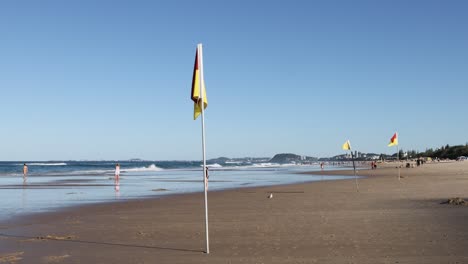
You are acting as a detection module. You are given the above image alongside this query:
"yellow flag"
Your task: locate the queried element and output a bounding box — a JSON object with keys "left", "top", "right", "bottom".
{"left": 388, "top": 132, "right": 398, "bottom": 147}
{"left": 342, "top": 140, "right": 351, "bottom": 150}
{"left": 191, "top": 46, "right": 208, "bottom": 120}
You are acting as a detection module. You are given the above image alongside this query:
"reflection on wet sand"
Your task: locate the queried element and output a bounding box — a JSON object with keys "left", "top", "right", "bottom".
{"left": 21, "top": 185, "right": 27, "bottom": 209}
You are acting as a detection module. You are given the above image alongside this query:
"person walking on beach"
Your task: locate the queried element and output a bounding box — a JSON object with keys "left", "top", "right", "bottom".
{"left": 115, "top": 163, "right": 120, "bottom": 180}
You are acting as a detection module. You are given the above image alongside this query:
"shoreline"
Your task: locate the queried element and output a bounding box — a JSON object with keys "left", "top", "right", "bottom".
{"left": 1, "top": 161, "right": 468, "bottom": 263}
{"left": 0, "top": 166, "right": 354, "bottom": 224}
{"left": 0, "top": 171, "right": 353, "bottom": 226}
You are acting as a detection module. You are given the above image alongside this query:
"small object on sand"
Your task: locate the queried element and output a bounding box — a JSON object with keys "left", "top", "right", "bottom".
{"left": 441, "top": 197, "right": 467, "bottom": 206}
{"left": 36, "top": 235, "right": 76, "bottom": 241}
{"left": 268, "top": 193, "right": 273, "bottom": 199}
{"left": 152, "top": 188, "right": 168, "bottom": 192}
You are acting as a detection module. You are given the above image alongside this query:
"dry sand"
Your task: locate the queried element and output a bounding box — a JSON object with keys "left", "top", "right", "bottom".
{"left": 1, "top": 161, "right": 468, "bottom": 263}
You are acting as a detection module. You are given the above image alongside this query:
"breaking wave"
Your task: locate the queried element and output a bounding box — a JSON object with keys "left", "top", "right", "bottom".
{"left": 250, "top": 163, "right": 298, "bottom": 168}
{"left": 205, "top": 163, "right": 223, "bottom": 168}
{"left": 26, "top": 163, "right": 68, "bottom": 166}
{"left": 122, "top": 164, "right": 163, "bottom": 172}
{"left": 251, "top": 163, "right": 281, "bottom": 168}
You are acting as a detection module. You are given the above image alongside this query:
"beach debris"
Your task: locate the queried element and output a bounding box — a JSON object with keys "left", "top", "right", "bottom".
{"left": 136, "top": 231, "right": 154, "bottom": 238}
{"left": 268, "top": 193, "right": 273, "bottom": 199}
{"left": 36, "top": 235, "right": 76, "bottom": 241}
{"left": 136, "top": 230, "right": 151, "bottom": 236}
{"left": 0, "top": 252, "right": 24, "bottom": 263}
{"left": 152, "top": 188, "right": 168, "bottom": 192}
{"left": 441, "top": 197, "right": 467, "bottom": 206}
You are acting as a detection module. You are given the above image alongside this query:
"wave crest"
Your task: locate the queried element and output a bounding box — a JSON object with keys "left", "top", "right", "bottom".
{"left": 204, "top": 163, "right": 223, "bottom": 168}
{"left": 252, "top": 163, "right": 280, "bottom": 168}
{"left": 122, "top": 164, "right": 163, "bottom": 172}
{"left": 26, "top": 163, "right": 68, "bottom": 166}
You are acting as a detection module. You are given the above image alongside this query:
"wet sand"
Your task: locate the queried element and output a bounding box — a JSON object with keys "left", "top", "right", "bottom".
{"left": 1, "top": 161, "right": 468, "bottom": 263}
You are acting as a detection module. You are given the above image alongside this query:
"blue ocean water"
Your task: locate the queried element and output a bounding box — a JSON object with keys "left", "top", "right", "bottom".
{"left": 0, "top": 161, "right": 351, "bottom": 221}
{"left": 0, "top": 160, "right": 209, "bottom": 176}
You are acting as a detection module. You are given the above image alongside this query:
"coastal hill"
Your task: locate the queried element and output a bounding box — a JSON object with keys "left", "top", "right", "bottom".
{"left": 206, "top": 154, "right": 317, "bottom": 164}
{"left": 269, "top": 153, "right": 317, "bottom": 164}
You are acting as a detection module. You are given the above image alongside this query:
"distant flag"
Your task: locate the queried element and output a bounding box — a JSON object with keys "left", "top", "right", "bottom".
{"left": 191, "top": 46, "right": 208, "bottom": 120}
{"left": 342, "top": 140, "right": 351, "bottom": 151}
{"left": 387, "top": 132, "right": 401, "bottom": 181}
{"left": 341, "top": 139, "right": 358, "bottom": 192}
{"left": 388, "top": 132, "right": 398, "bottom": 147}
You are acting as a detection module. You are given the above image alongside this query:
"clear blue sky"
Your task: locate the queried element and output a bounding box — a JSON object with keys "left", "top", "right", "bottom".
{"left": 0, "top": 0, "right": 467, "bottom": 161}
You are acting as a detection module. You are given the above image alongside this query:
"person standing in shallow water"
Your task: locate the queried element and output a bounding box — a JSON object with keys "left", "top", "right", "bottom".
{"left": 23, "top": 163, "right": 28, "bottom": 177}
{"left": 205, "top": 167, "right": 209, "bottom": 189}
{"left": 115, "top": 163, "right": 120, "bottom": 180}
{"left": 22, "top": 163, "right": 28, "bottom": 184}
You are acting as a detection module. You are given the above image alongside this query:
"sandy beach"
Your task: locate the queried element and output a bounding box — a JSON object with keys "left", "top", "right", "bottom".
{"left": 1, "top": 161, "right": 468, "bottom": 263}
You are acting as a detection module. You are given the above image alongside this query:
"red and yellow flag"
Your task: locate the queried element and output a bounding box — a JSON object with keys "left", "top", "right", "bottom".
{"left": 191, "top": 46, "right": 208, "bottom": 120}
{"left": 388, "top": 132, "right": 398, "bottom": 147}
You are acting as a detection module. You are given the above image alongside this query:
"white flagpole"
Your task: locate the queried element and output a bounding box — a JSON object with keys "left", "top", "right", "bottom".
{"left": 198, "top": 43, "right": 210, "bottom": 254}
{"left": 350, "top": 150, "right": 358, "bottom": 192}
{"left": 397, "top": 145, "right": 400, "bottom": 181}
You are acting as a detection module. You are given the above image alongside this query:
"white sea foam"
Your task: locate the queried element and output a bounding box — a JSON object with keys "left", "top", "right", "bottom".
{"left": 26, "top": 163, "right": 68, "bottom": 166}
{"left": 251, "top": 163, "right": 281, "bottom": 168}
{"left": 224, "top": 161, "right": 242, "bottom": 164}
{"left": 61, "top": 165, "right": 163, "bottom": 176}
{"left": 248, "top": 163, "right": 300, "bottom": 168}
{"left": 204, "top": 163, "right": 223, "bottom": 168}
{"left": 122, "top": 164, "right": 163, "bottom": 172}
{"left": 194, "top": 162, "right": 302, "bottom": 170}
